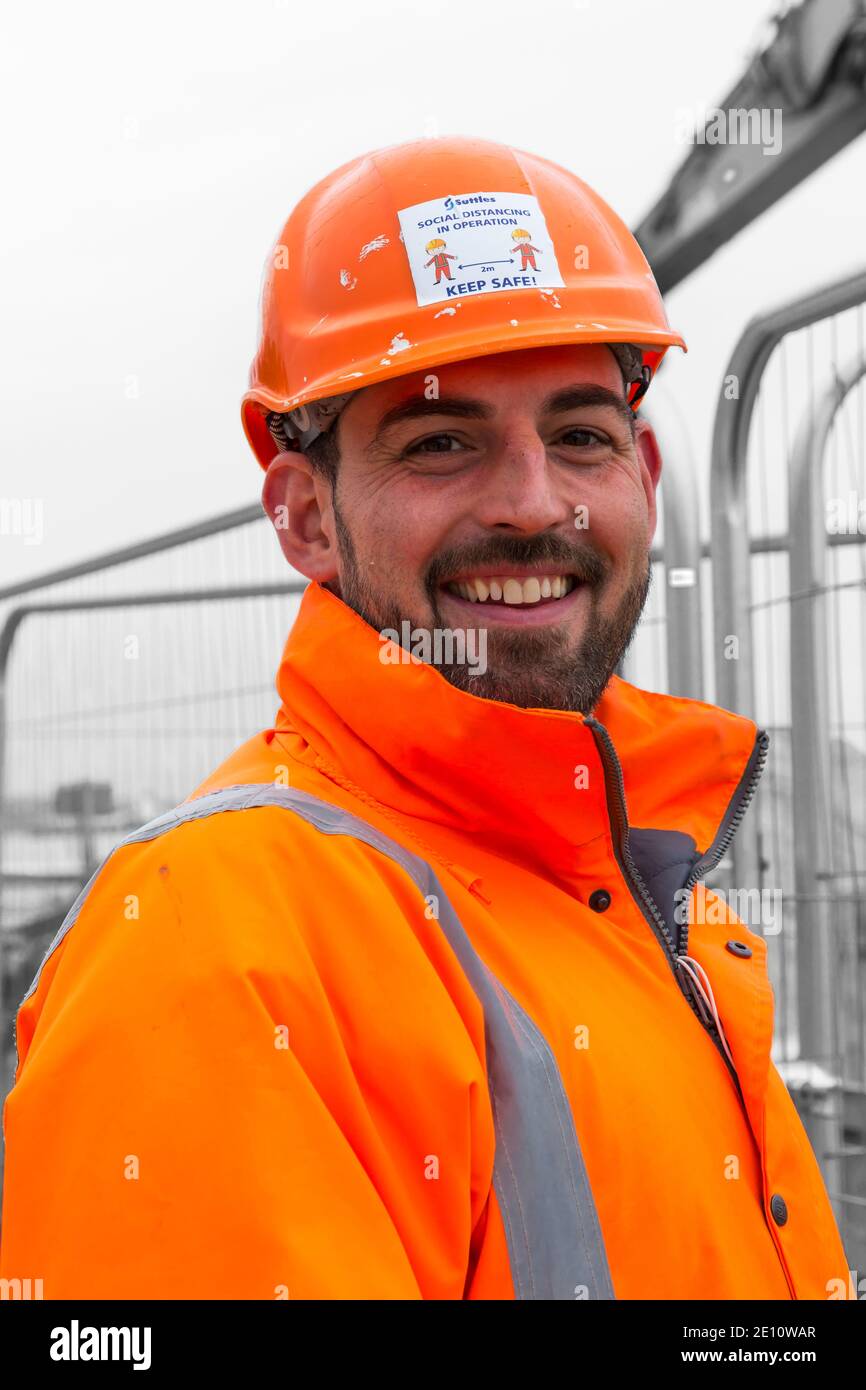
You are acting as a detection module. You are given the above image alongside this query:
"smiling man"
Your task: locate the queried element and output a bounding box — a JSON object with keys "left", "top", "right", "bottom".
{"left": 0, "top": 137, "right": 848, "bottom": 1301}
{"left": 267, "top": 344, "right": 657, "bottom": 714}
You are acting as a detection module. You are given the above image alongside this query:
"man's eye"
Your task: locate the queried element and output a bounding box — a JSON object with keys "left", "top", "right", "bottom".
{"left": 558, "top": 427, "right": 608, "bottom": 448}
{"left": 406, "top": 432, "right": 464, "bottom": 454}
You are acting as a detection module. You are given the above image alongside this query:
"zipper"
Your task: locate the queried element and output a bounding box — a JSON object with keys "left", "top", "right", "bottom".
{"left": 678, "top": 728, "right": 771, "bottom": 957}
{"left": 584, "top": 717, "right": 769, "bottom": 1092}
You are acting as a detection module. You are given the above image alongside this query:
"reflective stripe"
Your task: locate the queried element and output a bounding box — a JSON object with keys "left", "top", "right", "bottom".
{"left": 18, "top": 782, "right": 615, "bottom": 1301}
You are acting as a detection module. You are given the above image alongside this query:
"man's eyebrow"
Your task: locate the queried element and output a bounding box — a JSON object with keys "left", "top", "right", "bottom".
{"left": 540, "top": 384, "right": 635, "bottom": 433}
{"left": 366, "top": 382, "right": 634, "bottom": 452}
{"left": 367, "top": 395, "right": 495, "bottom": 450}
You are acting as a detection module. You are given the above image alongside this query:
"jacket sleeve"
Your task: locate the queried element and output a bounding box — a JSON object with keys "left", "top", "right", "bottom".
{"left": 0, "top": 815, "right": 484, "bottom": 1299}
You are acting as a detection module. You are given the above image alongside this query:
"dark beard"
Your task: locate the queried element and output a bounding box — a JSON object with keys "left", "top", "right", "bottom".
{"left": 327, "top": 491, "right": 652, "bottom": 715}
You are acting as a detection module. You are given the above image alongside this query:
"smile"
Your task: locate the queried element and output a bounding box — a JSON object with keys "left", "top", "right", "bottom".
{"left": 444, "top": 573, "right": 578, "bottom": 606}
{"left": 439, "top": 570, "right": 590, "bottom": 627}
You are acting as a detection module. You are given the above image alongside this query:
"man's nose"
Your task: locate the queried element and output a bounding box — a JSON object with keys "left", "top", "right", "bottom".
{"left": 472, "top": 424, "right": 569, "bottom": 534}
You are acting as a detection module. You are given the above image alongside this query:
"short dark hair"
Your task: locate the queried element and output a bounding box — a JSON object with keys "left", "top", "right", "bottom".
{"left": 304, "top": 423, "right": 340, "bottom": 485}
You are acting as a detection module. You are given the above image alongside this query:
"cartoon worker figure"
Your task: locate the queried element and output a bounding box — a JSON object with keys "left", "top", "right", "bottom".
{"left": 511, "top": 227, "right": 541, "bottom": 272}
{"left": 425, "top": 238, "right": 457, "bottom": 284}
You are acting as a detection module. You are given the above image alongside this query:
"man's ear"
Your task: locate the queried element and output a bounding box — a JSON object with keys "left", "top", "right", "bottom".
{"left": 634, "top": 417, "right": 663, "bottom": 543}
{"left": 261, "top": 451, "right": 339, "bottom": 582}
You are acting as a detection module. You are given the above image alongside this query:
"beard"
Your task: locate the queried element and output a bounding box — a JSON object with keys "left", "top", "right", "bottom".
{"left": 327, "top": 489, "right": 652, "bottom": 715}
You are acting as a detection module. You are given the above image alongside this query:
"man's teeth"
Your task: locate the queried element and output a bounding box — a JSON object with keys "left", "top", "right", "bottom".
{"left": 449, "top": 575, "right": 577, "bottom": 605}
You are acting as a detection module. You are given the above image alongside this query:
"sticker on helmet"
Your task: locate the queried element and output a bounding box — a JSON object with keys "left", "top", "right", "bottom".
{"left": 397, "top": 191, "right": 564, "bottom": 307}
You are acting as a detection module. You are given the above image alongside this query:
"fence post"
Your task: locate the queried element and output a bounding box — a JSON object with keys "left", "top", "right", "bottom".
{"left": 788, "top": 352, "right": 866, "bottom": 1218}
{"left": 645, "top": 395, "right": 704, "bottom": 701}
{"left": 711, "top": 270, "right": 866, "bottom": 891}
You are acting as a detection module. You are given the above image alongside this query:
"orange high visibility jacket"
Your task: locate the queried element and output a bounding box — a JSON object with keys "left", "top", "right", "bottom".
{"left": 0, "top": 582, "right": 849, "bottom": 1299}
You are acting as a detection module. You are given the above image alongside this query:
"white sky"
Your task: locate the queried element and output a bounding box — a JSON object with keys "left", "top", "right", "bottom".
{"left": 2, "top": 0, "right": 865, "bottom": 589}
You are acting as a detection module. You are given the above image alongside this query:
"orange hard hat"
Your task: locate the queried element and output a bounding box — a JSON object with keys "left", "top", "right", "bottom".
{"left": 242, "top": 135, "right": 687, "bottom": 471}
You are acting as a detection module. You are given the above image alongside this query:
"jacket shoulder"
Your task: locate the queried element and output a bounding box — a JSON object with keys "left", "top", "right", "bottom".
{"left": 11, "top": 786, "right": 427, "bottom": 1075}
{"left": 0, "top": 788, "right": 490, "bottom": 1298}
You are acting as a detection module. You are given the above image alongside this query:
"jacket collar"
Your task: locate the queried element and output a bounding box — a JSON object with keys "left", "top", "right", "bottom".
{"left": 274, "top": 583, "right": 760, "bottom": 882}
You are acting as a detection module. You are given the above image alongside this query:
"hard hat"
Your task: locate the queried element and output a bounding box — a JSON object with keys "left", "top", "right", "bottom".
{"left": 242, "top": 135, "right": 686, "bottom": 471}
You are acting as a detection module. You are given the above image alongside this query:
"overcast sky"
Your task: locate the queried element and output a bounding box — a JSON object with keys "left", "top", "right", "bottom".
{"left": 2, "top": 0, "right": 865, "bottom": 591}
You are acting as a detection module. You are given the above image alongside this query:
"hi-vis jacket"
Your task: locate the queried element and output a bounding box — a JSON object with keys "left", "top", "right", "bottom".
{"left": 0, "top": 582, "right": 849, "bottom": 1300}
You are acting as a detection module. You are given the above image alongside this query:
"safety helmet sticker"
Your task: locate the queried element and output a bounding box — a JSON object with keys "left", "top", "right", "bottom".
{"left": 397, "top": 191, "right": 565, "bottom": 307}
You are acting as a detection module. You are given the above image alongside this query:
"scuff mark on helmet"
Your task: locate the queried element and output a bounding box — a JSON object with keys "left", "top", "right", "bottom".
{"left": 339, "top": 269, "right": 358, "bottom": 290}
{"left": 359, "top": 235, "right": 389, "bottom": 261}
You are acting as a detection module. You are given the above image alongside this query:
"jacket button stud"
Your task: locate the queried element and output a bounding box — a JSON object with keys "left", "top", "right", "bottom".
{"left": 589, "top": 889, "right": 612, "bottom": 913}
{"left": 770, "top": 1193, "right": 788, "bottom": 1226}
{"left": 726, "top": 940, "right": 753, "bottom": 958}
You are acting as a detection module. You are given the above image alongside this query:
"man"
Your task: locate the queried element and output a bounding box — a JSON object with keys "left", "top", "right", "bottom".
{"left": 0, "top": 136, "right": 848, "bottom": 1300}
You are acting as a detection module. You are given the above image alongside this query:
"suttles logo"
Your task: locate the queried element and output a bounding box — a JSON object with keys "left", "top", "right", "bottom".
{"left": 443, "top": 194, "right": 496, "bottom": 210}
